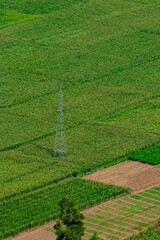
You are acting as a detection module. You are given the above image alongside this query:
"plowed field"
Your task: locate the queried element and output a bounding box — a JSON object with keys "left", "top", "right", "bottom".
{"left": 84, "top": 161, "right": 160, "bottom": 193}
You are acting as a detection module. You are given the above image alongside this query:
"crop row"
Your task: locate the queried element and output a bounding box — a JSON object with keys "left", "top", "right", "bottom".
{"left": 0, "top": 178, "right": 128, "bottom": 239}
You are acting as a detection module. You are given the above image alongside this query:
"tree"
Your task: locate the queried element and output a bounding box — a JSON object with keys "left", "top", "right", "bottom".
{"left": 54, "top": 196, "right": 85, "bottom": 240}
{"left": 89, "top": 232, "right": 103, "bottom": 240}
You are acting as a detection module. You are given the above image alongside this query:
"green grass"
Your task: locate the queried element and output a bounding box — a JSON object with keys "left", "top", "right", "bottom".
{"left": 128, "top": 144, "right": 160, "bottom": 165}
{"left": 0, "top": 178, "right": 128, "bottom": 239}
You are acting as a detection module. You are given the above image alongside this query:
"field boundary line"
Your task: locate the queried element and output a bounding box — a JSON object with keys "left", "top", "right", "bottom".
{"left": 95, "top": 207, "right": 152, "bottom": 228}
{"left": 85, "top": 222, "right": 125, "bottom": 239}
{"left": 85, "top": 217, "right": 131, "bottom": 237}
{"left": 104, "top": 204, "right": 157, "bottom": 221}
{"left": 86, "top": 211, "right": 140, "bottom": 234}
{"left": 111, "top": 201, "right": 159, "bottom": 216}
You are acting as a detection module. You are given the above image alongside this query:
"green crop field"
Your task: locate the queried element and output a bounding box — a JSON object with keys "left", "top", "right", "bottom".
{"left": 83, "top": 186, "right": 160, "bottom": 240}
{"left": 127, "top": 224, "right": 160, "bottom": 240}
{"left": 0, "top": 0, "right": 160, "bottom": 238}
{"left": 1, "top": 0, "right": 160, "bottom": 200}
{"left": 129, "top": 144, "right": 160, "bottom": 165}
{"left": 0, "top": 178, "right": 128, "bottom": 239}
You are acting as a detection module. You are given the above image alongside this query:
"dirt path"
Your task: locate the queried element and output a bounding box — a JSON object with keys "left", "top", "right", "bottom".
{"left": 83, "top": 160, "right": 160, "bottom": 193}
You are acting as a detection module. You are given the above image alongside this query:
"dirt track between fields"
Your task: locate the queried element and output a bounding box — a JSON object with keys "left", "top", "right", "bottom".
{"left": 83, "top": 160, "right": 160, "bottom": 193}
{"left": 9, "top": 160, "right": 160, "bottom": 240}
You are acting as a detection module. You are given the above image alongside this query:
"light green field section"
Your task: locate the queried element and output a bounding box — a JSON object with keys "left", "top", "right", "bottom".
{"left": 0, "top": 123, "right": 158, "bottom": 200}
{"left": 1, "top": 1, "right": 160, "bottom": 107}
{"left": 0, "top": 0, "right": 160, "bottom": 205}
{"left": 0, "top": 10, "right": 39, "bottom": 26}
{"left": 83, "top": 186, "right": 160, "bottom": 239}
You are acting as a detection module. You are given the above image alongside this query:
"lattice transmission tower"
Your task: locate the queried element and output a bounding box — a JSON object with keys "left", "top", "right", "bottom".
{"left": 53, "top": 87, "right": 67, "bottom": 157}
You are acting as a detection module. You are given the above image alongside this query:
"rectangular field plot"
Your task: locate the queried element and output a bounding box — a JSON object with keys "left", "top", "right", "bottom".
{"left": 129, "top": 144, "right": 160, "bottom": 165}
{"left": 84, "top": 186, "right": 160, "bottom": 239}
{"left": 0, "top": 178, "right": 128, "bottom": 239}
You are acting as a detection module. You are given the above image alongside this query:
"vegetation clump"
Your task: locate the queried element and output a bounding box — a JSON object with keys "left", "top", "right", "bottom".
{"left": 54, "top": 196, "right": 85, "bottom": 240}
{"left": 129, "top": 144, "right": 160, "bottom": 165}
{"left": 89, "top": 232, "right": 103, "bottom": 240}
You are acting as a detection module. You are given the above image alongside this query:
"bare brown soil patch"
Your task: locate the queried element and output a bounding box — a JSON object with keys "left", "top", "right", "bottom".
{"left": 83, "top": 160, "right": 160, "bottom": 193}
{"left": 8, "top": 222, "right": 56, "bottom": 240}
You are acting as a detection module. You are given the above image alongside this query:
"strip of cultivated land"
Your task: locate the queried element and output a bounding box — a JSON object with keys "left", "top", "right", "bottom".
{"left": 83, "top": 186, "right": 160, "bottom": 240}
{"left": 0, "top": 178, "right": 128, "bottom": 239}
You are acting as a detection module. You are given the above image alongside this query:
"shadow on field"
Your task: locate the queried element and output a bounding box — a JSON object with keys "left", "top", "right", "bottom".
{"left": 31, "top": 143, "right": 54, "bottom": 156}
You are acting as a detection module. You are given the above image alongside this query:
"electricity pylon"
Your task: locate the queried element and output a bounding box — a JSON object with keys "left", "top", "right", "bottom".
{"left": 53, "top": 87, "right": 67, "bottom": 157}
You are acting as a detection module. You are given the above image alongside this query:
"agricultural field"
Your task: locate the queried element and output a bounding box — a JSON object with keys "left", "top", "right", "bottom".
{"left": 12, "top": 186, "right": 160, "bottom": 240}
{"left": 1, "top": 0, "right": 160, "bottom": 201}
{"left": 0, "top": 0, "right": 160, "bottom": 239}
{"left": 83, "top": 160, "right": 160, "bottom": 193}
{"left": 128, "top": 226, "right": 160, "bottom": 240}
{"left": 128, "top": 144, "right": 160, "bottom": 165}
{"left": 0, "top": 178, "right": 128, "bottom": 239}
{"left": 83, "top": 186, "right": 160, "bottom": 239}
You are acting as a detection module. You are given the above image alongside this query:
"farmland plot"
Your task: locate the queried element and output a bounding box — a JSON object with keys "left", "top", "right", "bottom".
{"left": 0, "top": 0, "right": 160, "bottom": 237}
{"left": 0, "top": 123, "right": 158, "bottom": 200}
{"left": 84, "top": 160, "right": 160, "bottom": 193}
{"left": 128, "top": 227, "right": 160, "bottom": 240}
{"left": 0, "top": 178, "right": 128, "bottom": 239}
{"left": 129, "top": 144, "right": 160, "bottom": 165}
{"left": 8, "top": 186, "right": 160, "bottom": 240}
{"left": 83, "top": 186, "right": 160, "bottom": 240}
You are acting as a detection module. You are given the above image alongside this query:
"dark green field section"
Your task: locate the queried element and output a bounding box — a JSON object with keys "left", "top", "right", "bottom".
{"left": 0, "top": 0, "right": 160, "bottom": 214}
{"left": 128, "top": 227, "right": 160, "bottom": 240}
{"left": 129, "top": 144, "right": 160, "bottom": 165}
{"left": 0, "top": 178, "right": 128, "bottom": 239}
